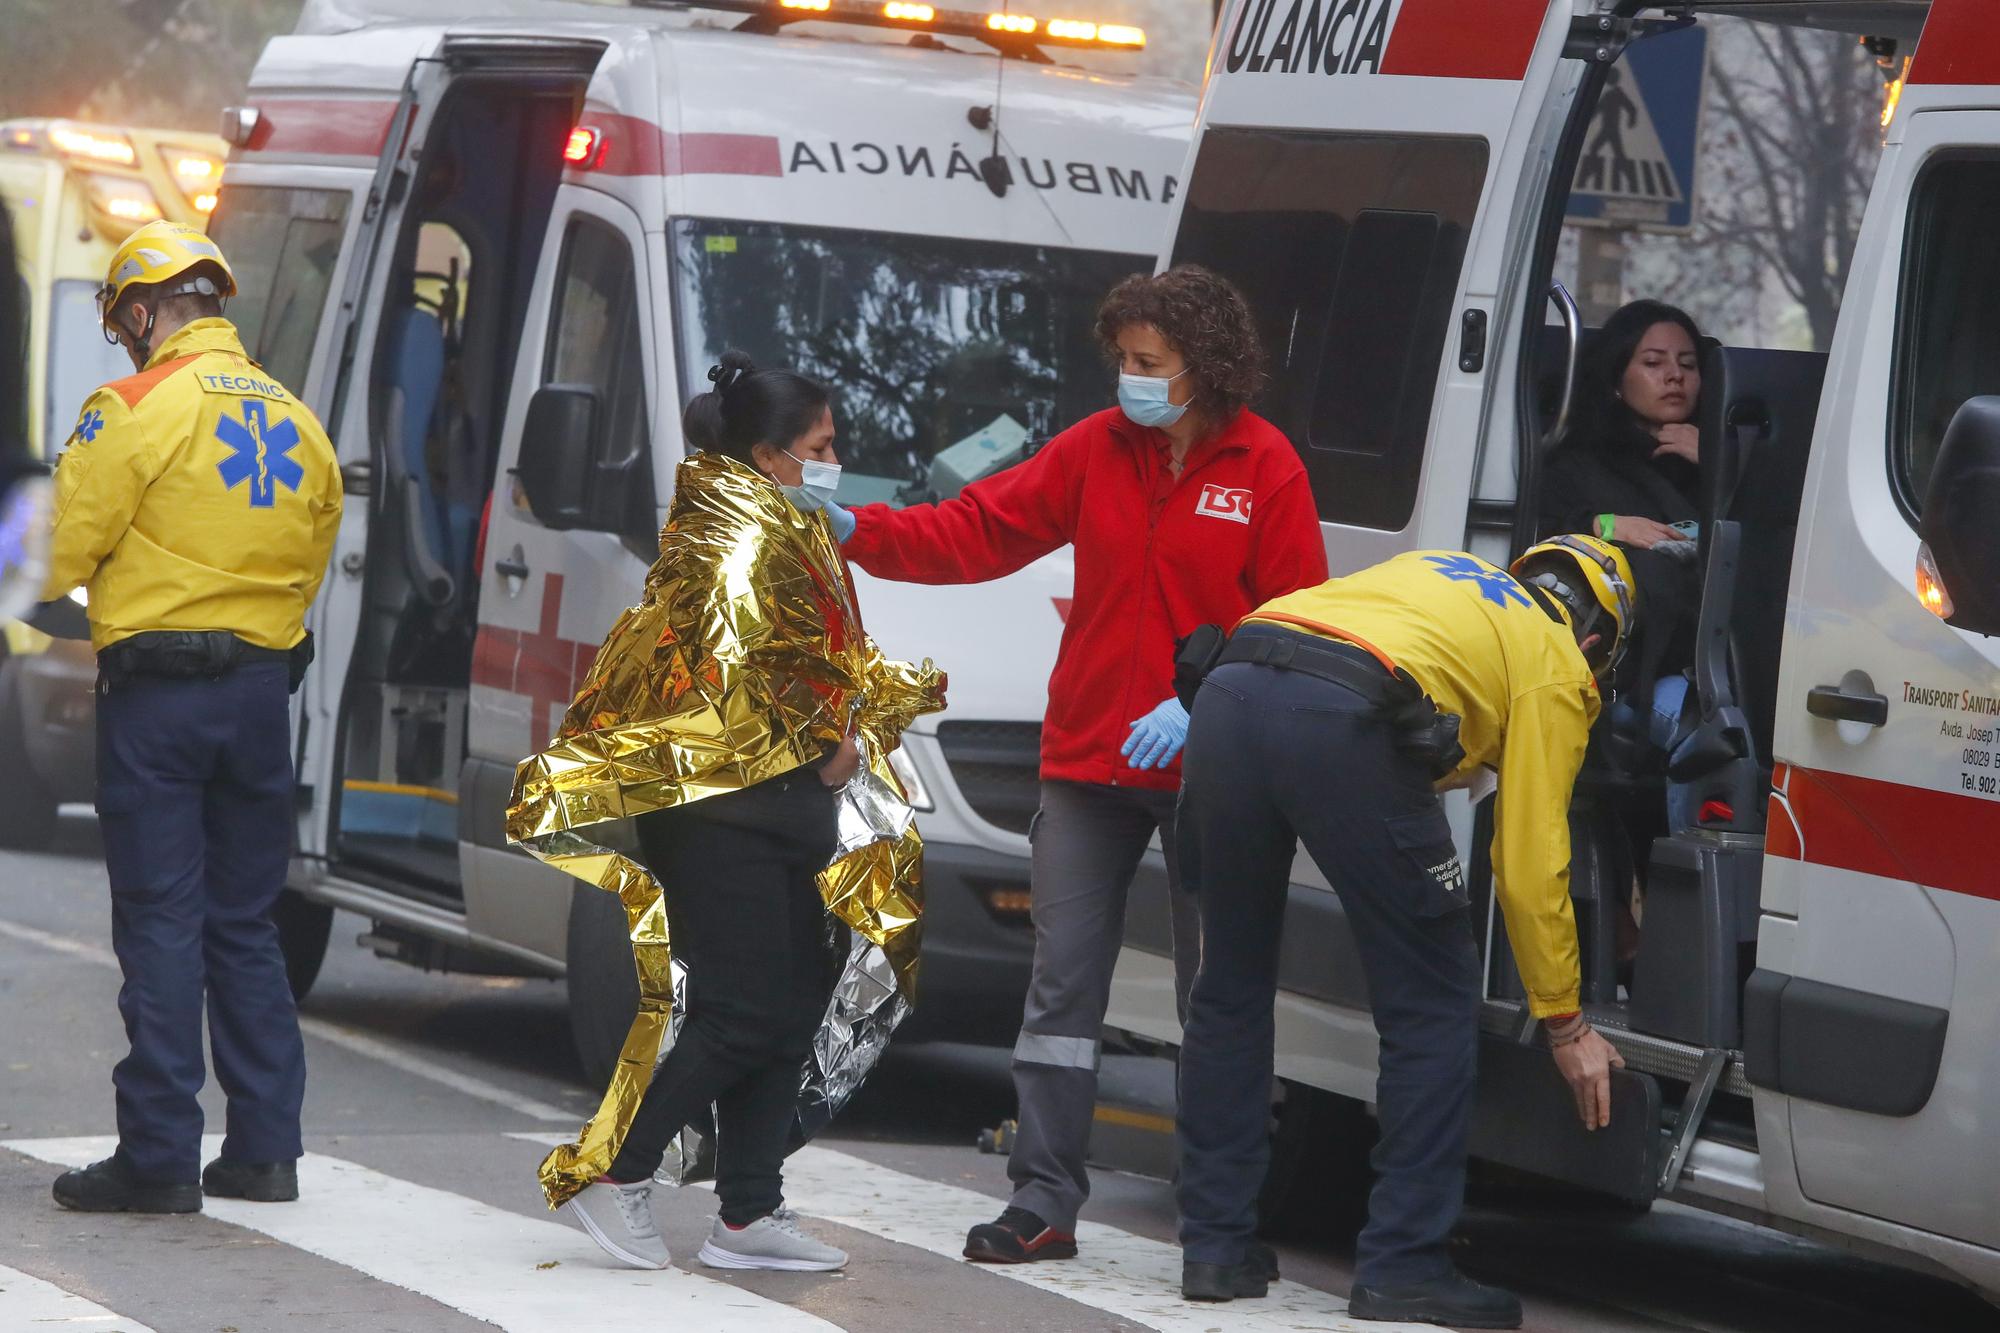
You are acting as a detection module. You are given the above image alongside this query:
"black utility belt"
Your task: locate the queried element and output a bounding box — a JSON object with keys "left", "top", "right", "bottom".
{"left": 1176, "top": 623, "right": 1466, "bottom": 780}
{"left": 99, "top": 629, "right": 313, "bottom": 693}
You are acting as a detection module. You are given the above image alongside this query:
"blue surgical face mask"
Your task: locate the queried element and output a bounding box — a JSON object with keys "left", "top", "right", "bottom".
{"left": 1117, "top": 368, "right": 1190, "bottom": 429}
{"left": 778, "top": 449, "right": 842, "bottom": 513}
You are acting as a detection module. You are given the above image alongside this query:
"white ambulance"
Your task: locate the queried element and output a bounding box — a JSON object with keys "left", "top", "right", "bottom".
{"left": 212, "top": 0, "right": 1192, "bottom": 1079}
{"left": 1105, "top": 0, "right": 2000, "bottom": 1305}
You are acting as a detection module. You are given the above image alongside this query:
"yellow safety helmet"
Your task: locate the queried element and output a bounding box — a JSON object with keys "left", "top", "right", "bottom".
{"left": 96, "top": 219, "right": 236, "bottom": 329}
{"left": 1510, "top": 534, "right": 1637, "bottom": 678}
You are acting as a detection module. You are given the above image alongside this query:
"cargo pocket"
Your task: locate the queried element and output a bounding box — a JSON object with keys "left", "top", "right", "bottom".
{"left": 1386, "top": 804, "right": 1470, "bottom": 916}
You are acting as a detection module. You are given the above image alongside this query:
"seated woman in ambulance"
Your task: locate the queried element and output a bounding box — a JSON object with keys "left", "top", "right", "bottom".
{"left": 1539, "top": 299, "right": 1706, "bottom": 792}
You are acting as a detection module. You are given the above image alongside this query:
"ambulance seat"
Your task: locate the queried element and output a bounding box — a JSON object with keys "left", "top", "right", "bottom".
{"left": 381, "top": 304, "right": 454, "bottom": 607}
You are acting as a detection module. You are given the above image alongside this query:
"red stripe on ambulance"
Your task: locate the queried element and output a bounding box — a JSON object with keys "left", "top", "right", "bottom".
{"left": 240, "top": 98, "right": 398, "bottom": 157}
{"left": 1767, "top": 762, "right": 2000, "bottom": 904}
{"left": 1379, "top": 0, "right": 1547, "bottom": 82}
{"left": 1907, "top": 0, "right": 2000, "bottom": 86}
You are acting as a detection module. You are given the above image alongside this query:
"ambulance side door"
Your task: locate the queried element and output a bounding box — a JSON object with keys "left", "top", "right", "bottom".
{"left": 1757, "top": 2, "right": 2000, "bottom": 1250}
{"left": 1161, "top": 0, "right": 1573, "bottom": 574}
{"left": 460, "top": 187, "right": 664, "bottom": 962}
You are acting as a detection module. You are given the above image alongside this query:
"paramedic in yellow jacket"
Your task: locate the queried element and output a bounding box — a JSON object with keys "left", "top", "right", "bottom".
{"left": 1173, "top": 538, "right": 1633, "bottom": 1328}
{"left": 39, "top": 220, "right": 342, "bottom": 1216}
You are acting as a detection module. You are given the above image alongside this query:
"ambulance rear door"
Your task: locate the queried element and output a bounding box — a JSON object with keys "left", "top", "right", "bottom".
{"left": 231, "top": 29, "right": 607, "bottom": 864}
{"left": 1162, "top": 0, "right": 1575, "bottom": 572}
{"left": 1756, "top": 0, "right": 2000, "bottom": 1263}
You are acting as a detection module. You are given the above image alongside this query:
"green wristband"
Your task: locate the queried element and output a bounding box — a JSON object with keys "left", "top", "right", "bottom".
{"left": 1596, "top": 513, "right": 1614, "bottom": 541}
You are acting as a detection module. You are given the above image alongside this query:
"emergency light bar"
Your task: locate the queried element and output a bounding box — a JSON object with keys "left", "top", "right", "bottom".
{"left": 633, "top": 0, "right": 1143, "bottom": 56}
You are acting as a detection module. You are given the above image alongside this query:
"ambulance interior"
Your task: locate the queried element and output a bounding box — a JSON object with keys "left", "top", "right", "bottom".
{"left": 1489, "top": 2, "right": 1933, "bottom": 1154}
{"left": 333, "top": 76, "right": 584, "bottom": 894}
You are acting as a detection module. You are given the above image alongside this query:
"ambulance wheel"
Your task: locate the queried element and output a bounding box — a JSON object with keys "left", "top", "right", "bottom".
{"left": 567, "top": 884, "right": 640, "bottom": 1088}
{"left": 1258, "top": 1081, "right": 1375, "bottom": 1242}
{"left": 0, "top": 662, "right": 58, "bottom": 851}
{"left": 275, "top": 890, "right": 333, "bottom": 1002}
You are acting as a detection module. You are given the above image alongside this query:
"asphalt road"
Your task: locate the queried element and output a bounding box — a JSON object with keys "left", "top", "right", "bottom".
{"left": 2, "top": 810, "right": 1995, "bottom": 1332}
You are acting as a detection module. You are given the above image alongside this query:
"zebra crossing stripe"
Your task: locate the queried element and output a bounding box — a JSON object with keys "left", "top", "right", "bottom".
{"left": 776, "top": 1145, "right": 1429, "bottom": 1333}
{"left": 0, "top": 1260, "right": 159, "bottom": 1332}
{"left": 507, "top": 1134, "right": 1431, "bottom": 1333}
{"left": 3, "top": 1137, "right": 839, "bottom": 1333}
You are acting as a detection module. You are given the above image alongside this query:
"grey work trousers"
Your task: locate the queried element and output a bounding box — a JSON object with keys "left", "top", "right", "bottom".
{"left": 1007, "top": 779, "right": 1198, "bottom": 1231}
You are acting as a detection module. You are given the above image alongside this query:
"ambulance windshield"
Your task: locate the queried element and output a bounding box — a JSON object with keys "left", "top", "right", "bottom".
{"left": 671, "top": 218, "right": 1145, "bottom": 505}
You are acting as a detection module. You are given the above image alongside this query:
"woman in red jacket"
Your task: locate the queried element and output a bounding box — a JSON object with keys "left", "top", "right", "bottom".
{"left": 829, "top": 266, "right": 1328, "bottom": 1265}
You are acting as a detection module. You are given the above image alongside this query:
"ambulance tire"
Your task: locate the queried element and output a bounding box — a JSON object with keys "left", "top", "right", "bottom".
{"left": 0, "top": 662, "right": 58, "bottom": 851}
{"left": 275, "top": 890, "right": 333, "bottom": 1002}
{"left": 1258, "top": 1080, "right": 1375, "bottom": 1242}
{"left": 567, "top": 883, "right": 641, "bottom": 1088}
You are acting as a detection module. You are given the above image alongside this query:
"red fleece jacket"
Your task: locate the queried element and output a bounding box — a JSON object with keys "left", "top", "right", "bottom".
{"left": 843, "top": 407, "right": 1327, "bottom": 790}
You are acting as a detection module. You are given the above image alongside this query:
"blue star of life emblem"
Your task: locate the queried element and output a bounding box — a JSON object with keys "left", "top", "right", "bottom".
{"left": 215, "top": 400, "right": 305, "bottom": 508}
{"left": 75, "top": 409, "right": 104, "bottom": 444}
{"left": 1425, "top": 553, "right": 1531, "bottom": 609}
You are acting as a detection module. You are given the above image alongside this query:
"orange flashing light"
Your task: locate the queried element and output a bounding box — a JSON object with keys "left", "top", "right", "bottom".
{"left": 986, "top": 11, "right": 1036, "bottom": 33}
{"left": 781, "top": 0, "right": 833, "bottom": 9}
{"left": 1045, "top": 17, "right": 1094, "bottom": 38}
{"left": 884, "top": 1, "right": 935, "bottom": 19}
{"left": 1916, "top": 542, "right": 1954, "bottom": 621}
{"left": 194, "top": 192, "right": 219, "bottom": 214}
{"left": 50, "top": 122, "right": 137, "bottom": 166}
{"left": 1096, "top": 22, "right": 1144, "bottom": 46}
{"left": 564, "top": 125, "right": 604, "bottom": 167}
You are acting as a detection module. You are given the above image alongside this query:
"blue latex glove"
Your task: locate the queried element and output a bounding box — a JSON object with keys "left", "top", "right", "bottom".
{"left": 1121, "top": 696, "right": 1190, "bottom": 771}
{"left": 826, "top": 499, "right": 857, "bottom": 543}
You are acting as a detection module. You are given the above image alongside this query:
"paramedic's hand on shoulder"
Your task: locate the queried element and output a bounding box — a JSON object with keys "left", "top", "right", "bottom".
{"left": 1547, "top": 1013, "right": 1626, "bottom": 1130}
{"left": 825, "top": 500, "right": 856, "bottom": 544}
{"left": 1121, "top": 696, "right": 1188, "bottom": 770}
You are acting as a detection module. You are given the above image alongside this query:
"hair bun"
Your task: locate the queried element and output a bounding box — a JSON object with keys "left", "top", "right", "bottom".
{"left": 707, "top": 351, "right": 758, "bottom": 396}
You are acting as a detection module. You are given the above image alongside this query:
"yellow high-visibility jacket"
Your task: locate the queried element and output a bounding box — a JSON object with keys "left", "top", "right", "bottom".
{"left": 1247, "top": 550, "right": 1602, "bottom": 1018}
{"left": 41, "top": 319, "right": 342, "bottom": 652}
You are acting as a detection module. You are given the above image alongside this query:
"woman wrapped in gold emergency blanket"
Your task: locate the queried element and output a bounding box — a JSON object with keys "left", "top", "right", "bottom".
{"left": 504, "top": 392, "right": 945, "bottom": 1237}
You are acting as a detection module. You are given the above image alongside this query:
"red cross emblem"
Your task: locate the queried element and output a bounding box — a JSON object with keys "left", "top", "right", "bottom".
{"left": 471, "top": 573, "right": 601, "bottom": 741}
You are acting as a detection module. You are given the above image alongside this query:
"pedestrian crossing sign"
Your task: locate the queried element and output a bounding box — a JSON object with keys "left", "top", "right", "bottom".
{"left": 1567, "top": 26, "right": 1708, "bottom": 234}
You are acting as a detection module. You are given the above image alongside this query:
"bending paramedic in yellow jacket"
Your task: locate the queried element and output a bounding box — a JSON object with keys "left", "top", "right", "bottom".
{"left": 1172, "top": 539, "right": 1634, "bottom": 1326}
{"left": 42, "top": 220, "right": 340, "bottom": 1215}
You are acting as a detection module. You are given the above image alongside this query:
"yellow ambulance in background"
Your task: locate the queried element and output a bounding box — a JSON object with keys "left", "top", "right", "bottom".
{"left": 0, "top": 119, "right": 228, "bottom": 848}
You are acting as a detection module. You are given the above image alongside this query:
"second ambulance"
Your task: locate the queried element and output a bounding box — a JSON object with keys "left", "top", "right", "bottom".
{"left": 200, "top": 0, "right": 1193, "bottom": 1077}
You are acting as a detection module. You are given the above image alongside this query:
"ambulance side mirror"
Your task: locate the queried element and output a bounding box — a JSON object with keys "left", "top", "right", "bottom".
{"left": 518, "top": 384, "right": 602, "bottom": 531}
{"left": 1919, "top": 396, "right": 2000, "bottom": 636}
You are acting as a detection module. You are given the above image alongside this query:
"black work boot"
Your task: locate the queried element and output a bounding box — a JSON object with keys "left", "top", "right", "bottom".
{"left": 52, "top": 1154, "right": 201, "bottom": 1214}
{"left": 1248, "top": 1239, "right": 1280, "bottom": 1282}
{"left": 963, "top": 1206, "right": 1078, "bottom": 1263}
{"left": 202, "top": 1156, "right": 299, "bottom": 1202}
{"left": 1182, "top": 1256, "right": 1271, "bottom": 1302}
{"left": 1349, "top": 1269, "right": 1523, "bottom": 1328}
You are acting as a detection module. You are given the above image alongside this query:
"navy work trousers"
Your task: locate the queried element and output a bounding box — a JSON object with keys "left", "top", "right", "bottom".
{"left": 1175, "top": 634, "right": 1482, "bottom": 1286}
{"left": 96, "top": 661, "right": 305, "bottom": 1185}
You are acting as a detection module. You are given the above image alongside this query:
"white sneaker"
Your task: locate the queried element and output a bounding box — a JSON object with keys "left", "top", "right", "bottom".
{"left": 566, "top": 1178, "right": 671, "bottom": 1270}
{"left": 697, "top": 1208, "right": 848, "bottom": 1271}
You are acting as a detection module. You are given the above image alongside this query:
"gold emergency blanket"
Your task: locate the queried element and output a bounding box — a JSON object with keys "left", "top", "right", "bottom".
{"left": 506, "top": 452, "right": 945, "bottom": 1208}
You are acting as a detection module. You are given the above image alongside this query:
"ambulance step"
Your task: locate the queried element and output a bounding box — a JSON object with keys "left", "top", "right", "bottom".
{"left": 1480, "top": 998, "right": 1751, "bottom": 1098}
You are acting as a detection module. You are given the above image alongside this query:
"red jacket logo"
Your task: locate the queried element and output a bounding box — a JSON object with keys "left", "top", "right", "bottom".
{"left": 1196, "top": 484, "right": 1253, "bottom": 525}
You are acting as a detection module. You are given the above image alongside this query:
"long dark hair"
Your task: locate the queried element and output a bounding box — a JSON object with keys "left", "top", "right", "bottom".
{"left": 1560, "top": 299, "right": 1703, "bottom": 458}
{"left": 682, "top": 350, "right": 830, "bottom": 469}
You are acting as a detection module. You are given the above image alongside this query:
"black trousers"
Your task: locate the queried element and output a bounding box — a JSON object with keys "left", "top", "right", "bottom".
{"left": 607, "top": 772, "right": 838, "bottom": 1225}
{"left": 1175, "top": 633, "right": 1482, "bottom": 1286}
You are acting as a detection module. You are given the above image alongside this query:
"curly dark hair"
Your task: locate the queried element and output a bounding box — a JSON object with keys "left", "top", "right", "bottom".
{"left": 1095, "top": 265, "right": 1266, "bottom": 426}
